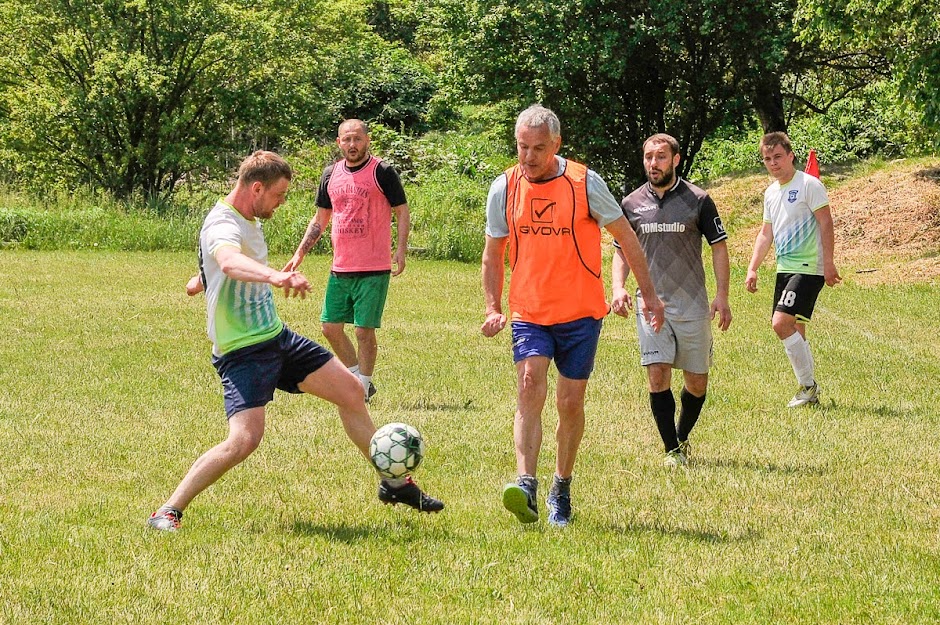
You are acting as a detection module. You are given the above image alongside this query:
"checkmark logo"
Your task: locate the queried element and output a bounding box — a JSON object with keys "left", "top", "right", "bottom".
{"left": 531, "top": 199, "right": 555, "bottom": 223}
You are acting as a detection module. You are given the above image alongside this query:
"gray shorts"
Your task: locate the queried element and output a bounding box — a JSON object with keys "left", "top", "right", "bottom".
{"left": 636, "top": 314, "right": 713, "bottom": 374}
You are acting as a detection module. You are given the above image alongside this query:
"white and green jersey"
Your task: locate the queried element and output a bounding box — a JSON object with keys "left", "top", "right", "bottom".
{"left": 763, "top": 170, "right": 830, "bottom": 275}
{"left": 199, "top": 200, "right": 283, "bottom": 356}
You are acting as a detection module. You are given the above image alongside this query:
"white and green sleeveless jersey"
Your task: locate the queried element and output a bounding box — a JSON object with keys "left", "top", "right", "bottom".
{"left": 763, "top": 170, "right": 830, "bottom": 275}
{"left": 199, "top": 200, "right": 283, "bottom": 356}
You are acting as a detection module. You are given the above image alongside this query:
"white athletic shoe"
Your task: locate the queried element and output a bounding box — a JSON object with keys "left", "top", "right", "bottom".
{"left": 787, "top": 383, "right": 819, "bottom": 408}
{"left": 663, "top": 448, "right": 687, "bottom": 468}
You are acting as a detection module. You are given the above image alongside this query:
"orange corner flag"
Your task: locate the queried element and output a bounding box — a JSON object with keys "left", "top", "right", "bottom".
{"left": 805, "top": 149, "right": 820, "bottom": 178}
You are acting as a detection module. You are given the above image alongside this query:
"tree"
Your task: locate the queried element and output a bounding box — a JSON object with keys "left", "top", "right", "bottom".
{"left": 796, "top": 0, "right": 940, "bottom": 130}
{"left": 430, "top": 0, "right": 763, "bottom": 187}
{"left": 0, "top": 0, "right": 439, "bottom": 198}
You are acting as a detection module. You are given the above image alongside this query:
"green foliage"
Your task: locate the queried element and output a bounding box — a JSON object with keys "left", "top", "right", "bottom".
{"left": 796, "top": 0, "right": 940, "bottom": 130}
{"left": 0, "top": 0, "right": 440, "bottom": 199}
{"left": 690, "top": 79, "right": 937, "bottom": 180}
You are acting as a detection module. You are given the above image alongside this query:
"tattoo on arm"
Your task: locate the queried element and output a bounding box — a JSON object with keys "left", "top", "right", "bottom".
{"left": 300, "top": 223, "right": 323, "bottom": 255}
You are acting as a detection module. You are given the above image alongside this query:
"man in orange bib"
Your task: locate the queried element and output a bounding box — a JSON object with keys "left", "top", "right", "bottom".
{"left": 482, "top": 105, "right": 665, "bottom": 527}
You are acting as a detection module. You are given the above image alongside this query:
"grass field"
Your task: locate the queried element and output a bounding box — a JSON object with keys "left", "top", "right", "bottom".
{"left": 1, "top": 250, "right": 939, "bottom": 624}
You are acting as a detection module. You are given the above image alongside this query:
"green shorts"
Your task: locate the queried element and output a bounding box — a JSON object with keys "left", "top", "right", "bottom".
{"left": 320, "top": 272, "right": 390, "bottom": 328}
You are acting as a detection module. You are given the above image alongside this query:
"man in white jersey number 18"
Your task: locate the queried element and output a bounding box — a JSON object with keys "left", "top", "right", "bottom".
{"left": 612, "top": 133, "right": 732, "bottom": 468}
{"left": 746, "top": 132, "right": 842, "bottom": 408}
{"left": 149, "top": 151, "right": 442, "bottom": 532}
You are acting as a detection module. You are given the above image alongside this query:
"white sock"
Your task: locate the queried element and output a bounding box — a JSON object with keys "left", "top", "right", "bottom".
{"left": 348, "top": 364, "right": 360, "bottom": 376}
{"left": 782, "top": 332, "right": 815, "bottom": 387}
{"left": 359, "top": 373, "right": 372, "bottom": 392}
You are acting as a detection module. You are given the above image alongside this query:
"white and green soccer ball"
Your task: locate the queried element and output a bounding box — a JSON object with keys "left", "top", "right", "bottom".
{"left": 369, "top": 422, "right": 425, "bottom": 479}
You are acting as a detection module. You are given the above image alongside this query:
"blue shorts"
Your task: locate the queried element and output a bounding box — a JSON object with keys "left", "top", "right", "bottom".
{"left": 211, "top": 326, "right": 333, "bottom": 418}
{"left": 511, "top": 317, "right": 603, "bottom": 380}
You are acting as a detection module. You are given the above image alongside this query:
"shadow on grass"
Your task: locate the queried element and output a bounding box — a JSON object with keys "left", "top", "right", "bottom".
{"left": 402, "top": 399, "right": 477, "bottom": 412}
{"left": 288, "top": 521, "right": 373, "bottom": 543}
{"left": 288, "top": 517, "right": 455, "bottom": 543}
{"left": 693, "top": 457, "right": 827, "bottom": 476}
{"left": 606, "top": 520, "right": 761, "bottom": 544}
{"left": 823, "top": 400, "right": 911, "bottom": 419}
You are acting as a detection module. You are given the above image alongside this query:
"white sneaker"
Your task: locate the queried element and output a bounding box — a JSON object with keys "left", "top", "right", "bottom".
{"left": 663, "top": 449, "right": 687, "bottom": 468}
{"left": 787, "top": 383, "right": 819, "bottom": 408}
{"left": 678, "top": 439, "right": 691, "bottom": 461}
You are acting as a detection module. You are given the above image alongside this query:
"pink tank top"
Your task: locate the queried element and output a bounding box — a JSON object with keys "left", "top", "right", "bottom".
{"left": 327, "top": 156, "right": 393, "bottom": 272}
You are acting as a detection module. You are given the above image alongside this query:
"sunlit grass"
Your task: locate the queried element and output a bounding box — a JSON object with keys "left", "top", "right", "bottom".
{"left": 0, "top": 251, "right": 938, "bottom": 624}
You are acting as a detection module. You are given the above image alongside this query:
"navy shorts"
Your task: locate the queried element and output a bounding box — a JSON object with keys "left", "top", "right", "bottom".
{"left": 211, "top": 326, "right": 333, "bottom": 418}
{"left": 511, "top": 317, "right": 604, "bottom": 380}
{"left": 773, "top": 273, "right": 825, "bottom": 322}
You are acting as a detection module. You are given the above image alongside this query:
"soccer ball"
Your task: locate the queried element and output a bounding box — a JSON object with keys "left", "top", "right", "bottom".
{"left": 369, "top": 422, "right": 424, "bottom": 479}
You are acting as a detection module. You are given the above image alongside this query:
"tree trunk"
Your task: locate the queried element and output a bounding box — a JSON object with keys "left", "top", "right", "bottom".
{"left": 751, "top": 74, "right": 787, "bottom": 134}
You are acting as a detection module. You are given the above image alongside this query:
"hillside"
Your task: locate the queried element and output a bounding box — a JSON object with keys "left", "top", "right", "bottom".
{"left": 707, "top": 157, "right": 940, "bottom": 285}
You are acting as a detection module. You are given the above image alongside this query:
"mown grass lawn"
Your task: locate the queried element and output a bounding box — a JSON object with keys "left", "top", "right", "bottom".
{"left": 1, "top": 250, "right": 938, "bottom": 624}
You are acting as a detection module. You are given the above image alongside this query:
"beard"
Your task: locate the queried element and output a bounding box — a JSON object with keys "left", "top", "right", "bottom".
{"left": 647, "top": 165, "right": 676, "bottom": 189}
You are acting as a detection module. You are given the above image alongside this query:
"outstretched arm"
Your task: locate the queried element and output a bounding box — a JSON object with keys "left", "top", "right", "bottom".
{"left": 283, "top": 207, "right": 331, "bottom": 271}
{"left": 217, "top": 245, "right": 311, "bottom": 299}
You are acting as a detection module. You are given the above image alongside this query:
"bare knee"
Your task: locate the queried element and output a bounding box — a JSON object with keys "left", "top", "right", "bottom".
{"left": 518, "top": 371, "right": 547, "bottom": 403}
{"left": 321, "top": 323, "right": 346, "bottom": 343}
{"left": 555, "top": 393, "right": 584, "bottom": 419}
{"left": 771, "top": 314, "right": 798, "bottom": 340}
{"left": 354, "top": 326, "right": 376, "bottom": 346}
{"left": 225, "top": 429, "right": 263, "bottom": 461}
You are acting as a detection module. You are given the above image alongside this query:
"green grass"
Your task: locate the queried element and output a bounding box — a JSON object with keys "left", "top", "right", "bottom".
{"left": 1, "top": 251, "right": 939, "bottom": 624}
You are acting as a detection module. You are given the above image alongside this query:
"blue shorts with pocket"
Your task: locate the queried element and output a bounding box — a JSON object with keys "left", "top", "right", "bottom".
{"left": 211, "top": 326, "right": 333, "bottom": 418}
{"left": 510, "top": 316, "right": 603, "bottom": 380}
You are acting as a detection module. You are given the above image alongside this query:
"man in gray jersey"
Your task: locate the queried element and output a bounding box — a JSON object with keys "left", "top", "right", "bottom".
{"left": 612, "top": 134, "right": 732, "bottom": 467}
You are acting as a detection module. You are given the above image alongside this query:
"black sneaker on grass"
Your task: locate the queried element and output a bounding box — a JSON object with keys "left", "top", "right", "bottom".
{"left": 546, "top": 479, "right": 572, "bottom": 528}
{"left": 378, "top": 477, "right": 444, "bottom": 512}
{"left": 365, "top": 381, "right": 377, "bottom": 403}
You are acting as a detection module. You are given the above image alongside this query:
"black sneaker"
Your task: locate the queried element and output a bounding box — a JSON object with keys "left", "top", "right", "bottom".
{"left": 365, "top": 381, "right": 377, "bottom": 403}
{"left": 378, "top": 477, "right": 444, "bottom": 512}
{"left": 502, "top": 477, "right": 538, "bottom": 524}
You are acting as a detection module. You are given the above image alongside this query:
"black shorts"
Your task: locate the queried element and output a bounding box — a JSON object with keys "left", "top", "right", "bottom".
{"left": 211, "top": 326, "right": 333, "bottom": 418}
{"left": 773, "top": 273, "right": 825, "bottom": 322}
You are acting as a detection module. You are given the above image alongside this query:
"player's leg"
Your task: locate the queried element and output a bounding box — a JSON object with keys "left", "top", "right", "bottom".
{"left": 514, "top": 355, "right": 550, "bottom": 476}
{"left": 287, "top": 330, "right": 443, "bottom": 513}
{"left": 638, "top": 312, "right": 682, "bottom": 462}
{"left": 502, "top": 321, "right": 552, "bottom": 523}
{"left": 673, "top": 318, "right": 713, "bottom": 457}
{"left": 149, "top": 340, "right": 282, "bottom": 530}
{"left": 772, "top": 273, "right": 824, "bottom": 406}
{"left": 297, "top": 357, "right": 375, "bottom": 456}
{"left": 162, "top": 407, "right": 267, "bottom": 512}
{"left": 351, "top": 274, "right": 389, "bottom": 400}
{"left": 320, "top": 273, "right": 359, "bottom": 368}
{"left": 549, "top": 316, "right": 603, "bottom": 527}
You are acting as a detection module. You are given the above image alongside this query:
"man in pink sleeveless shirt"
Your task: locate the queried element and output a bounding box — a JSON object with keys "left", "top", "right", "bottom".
{"left": 285, "top": 119, "right": 410, "bottom": 403}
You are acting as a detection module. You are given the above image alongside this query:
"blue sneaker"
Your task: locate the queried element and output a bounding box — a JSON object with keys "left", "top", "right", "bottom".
{"left": 546, "top": 491, "right": 571, "bottom": 527}
{"left": 502, "top": 478, "right": 538, "bottom": 524}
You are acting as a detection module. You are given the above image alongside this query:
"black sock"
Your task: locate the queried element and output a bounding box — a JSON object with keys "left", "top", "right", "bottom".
{"left": 649, "top": 389, "right": 679, "bottom": 452}
{"left": 550, "top": 474, "right": 571, "bottom": 495}
{"left": 677, "top": 388, "right": 707, "bottom": 442}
